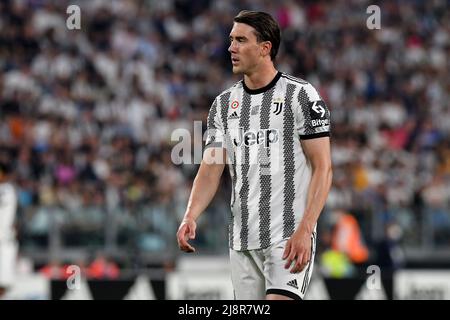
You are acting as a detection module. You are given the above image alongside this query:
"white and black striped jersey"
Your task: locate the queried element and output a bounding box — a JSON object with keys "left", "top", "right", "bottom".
{"left": 205, "top": 71, "right": 330, "bottom": 251}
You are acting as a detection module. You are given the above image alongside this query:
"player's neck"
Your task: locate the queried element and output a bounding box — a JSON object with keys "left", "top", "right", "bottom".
{"left": 243, "top": 64, "right": 278, "bottom": 90}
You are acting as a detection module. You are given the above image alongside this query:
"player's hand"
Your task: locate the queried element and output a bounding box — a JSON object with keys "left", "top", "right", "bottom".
{"left": 177, "top": 218, "right": 197, "bottom": 253}
{"left": 282, "top": 227, "right": 312, "bottom": 273}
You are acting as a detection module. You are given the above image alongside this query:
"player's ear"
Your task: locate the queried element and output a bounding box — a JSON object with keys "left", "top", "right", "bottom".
{"left": 260, "top": 41, "right": 272, "bottom": 57}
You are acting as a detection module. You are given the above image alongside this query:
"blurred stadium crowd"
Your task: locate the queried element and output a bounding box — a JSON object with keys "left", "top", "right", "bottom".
{"left": 0, "top": 0, "right": 449, "bottom": 272}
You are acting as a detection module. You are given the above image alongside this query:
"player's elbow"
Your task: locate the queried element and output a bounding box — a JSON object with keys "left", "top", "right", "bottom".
{"left": 196, "top": 161, "right": 224, "bottom": 185}
{"left": 312, "top": 160, "right": 333, "bottom": 185}
{"left": 321, "top": 162, "right": 332, "bottom": 181}
{"left": 311, "top": 157, "right": 332, "bottom": 174}
{"left": 327, "top": 165, "right": 333, "bottom": 186}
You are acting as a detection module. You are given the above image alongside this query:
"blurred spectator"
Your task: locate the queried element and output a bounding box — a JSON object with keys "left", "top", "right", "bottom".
{"left": 40, "top": 258, "right": 89, "bottom": 280}
{"left": 330, "top": 209, "right": 369, "bottom": 265}
{"left": 39, "top": 259, "right": 67, "bottom": 279}
{"left": 87, "top": 253, "right": 120, "bottom": 279}
{"left": 320, "top": 249, "right": 355, "bottom": 278}
{"left": 374, "top": 221, "right": 405, "bottom": 272}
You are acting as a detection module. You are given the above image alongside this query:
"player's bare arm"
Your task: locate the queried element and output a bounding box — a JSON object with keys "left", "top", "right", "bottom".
{"left": 177, "top": 147, "right": 226, "bottom": 253}
{"left": 283, "top": 137, "right": 332, "bottom": 273}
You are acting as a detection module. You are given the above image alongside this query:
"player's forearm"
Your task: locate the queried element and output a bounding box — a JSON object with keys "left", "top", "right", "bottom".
{"left": 298, "top": 163, "right": 333, "bottom": 235}
{"left": 183, "top": 163, "right": 223, "bottom": 222}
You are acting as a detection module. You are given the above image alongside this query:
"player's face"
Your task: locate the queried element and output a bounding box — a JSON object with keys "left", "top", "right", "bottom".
{"left": 228, "top": 23, "right": 265, "bottom": 74}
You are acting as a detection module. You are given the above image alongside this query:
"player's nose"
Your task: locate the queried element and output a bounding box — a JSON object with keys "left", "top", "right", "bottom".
{"left": 228, "top": 42, "right": 237, "bottom": 53}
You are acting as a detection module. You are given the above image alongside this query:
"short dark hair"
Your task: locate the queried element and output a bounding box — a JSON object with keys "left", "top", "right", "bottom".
{"left": 233, "top": 10, "right": 281, "bottom": 61}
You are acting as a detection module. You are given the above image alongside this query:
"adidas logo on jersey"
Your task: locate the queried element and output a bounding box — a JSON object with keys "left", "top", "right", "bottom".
{"left": 287, "top": 279, "right": 298, "bottom": 289}
{"left": 228, "top": 111, "right": 239, "bottom": 120}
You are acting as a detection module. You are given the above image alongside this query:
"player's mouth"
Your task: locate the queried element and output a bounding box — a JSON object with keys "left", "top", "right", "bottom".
{"left": 231, "top": 57, "right": 240, "bottom": 65}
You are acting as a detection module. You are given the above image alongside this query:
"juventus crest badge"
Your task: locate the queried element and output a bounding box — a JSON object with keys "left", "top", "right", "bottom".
{"left": 273, "top": 101, "right": 284, "bottom": 115}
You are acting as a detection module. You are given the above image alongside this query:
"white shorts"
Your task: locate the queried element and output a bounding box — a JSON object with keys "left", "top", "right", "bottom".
{"left": 0, "top": 241, "right": 18, "bottom": 288}
{"left": 229, "top": 231, "right": 316, "bottom": 300}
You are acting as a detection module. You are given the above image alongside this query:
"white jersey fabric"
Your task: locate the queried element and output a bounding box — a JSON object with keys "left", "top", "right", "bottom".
{"left": 205, "top": 71, "right": 331, "bottom": 251}
{"left": 0, "top": 182, "right": 18, "bottom": 288}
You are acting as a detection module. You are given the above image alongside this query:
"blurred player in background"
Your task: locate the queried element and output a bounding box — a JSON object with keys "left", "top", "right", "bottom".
{"left": 0, "top": 163, "right": 18, "bottom": 298}
{"left": 177, "top": 10, "right": 332, "bottom": 300}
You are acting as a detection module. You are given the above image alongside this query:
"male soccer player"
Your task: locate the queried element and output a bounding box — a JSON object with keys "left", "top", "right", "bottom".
{"left": 177, "top": 10, "right": 332, "bottom": 300}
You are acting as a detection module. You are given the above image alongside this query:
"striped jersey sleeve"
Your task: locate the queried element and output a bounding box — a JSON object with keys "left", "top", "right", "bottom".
{"left": 205, "top": 98, "right": 224, "bottom": 149}
{"left": 296, "top": 83, "right": 331, "bottom": 139}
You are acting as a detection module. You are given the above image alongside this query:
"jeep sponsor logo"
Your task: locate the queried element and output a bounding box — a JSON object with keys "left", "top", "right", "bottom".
{"left": 233, "top": 128, "right": 279, "bottom": 148}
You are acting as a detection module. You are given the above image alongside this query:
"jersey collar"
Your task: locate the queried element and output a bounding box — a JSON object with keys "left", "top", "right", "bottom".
{"left": 242, "top": 71, "right": 282, "bottom": 95}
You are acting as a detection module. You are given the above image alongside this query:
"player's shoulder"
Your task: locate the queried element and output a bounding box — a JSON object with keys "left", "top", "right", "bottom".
{"left": 280, "top": 72, "right": 322, "bottom": 99}
{"left": 280, "top": 72, "right": 309, "bottom": 85}
{"left": 280, "top": 72, "right": 314, "bottom": 89}
{"left": 216, "top": 80, "right": 243, "bottom": 100}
